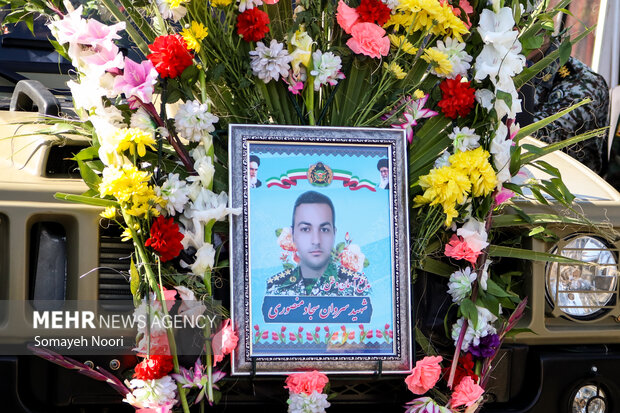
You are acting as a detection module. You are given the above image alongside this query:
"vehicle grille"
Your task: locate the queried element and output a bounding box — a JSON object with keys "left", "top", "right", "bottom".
{"left": 98, "top": 225, "right": 133, "bottom": 311}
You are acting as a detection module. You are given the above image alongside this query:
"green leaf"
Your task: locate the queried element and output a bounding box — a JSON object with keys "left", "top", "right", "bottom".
{"left": 559, "top": 38, "right": 572, "bottom": 66}
{"left": 501, "top": 183, "right": 524, "bottom": 197}
{"left": 492, "top": 213, "right": 588, "bottom": 228}
{"left": 130, "top": 259, "right": 140, "bottom": 297}
{"left": 460, "top": 298, "right": 478, "bottom": 328}
{"left": 528, "top": 226, "right": 545, "bottom": 236}
{"left": 515, "top": 99, "right": 591, "bottom": 142}
{"left": 521, "top": 144, "right": 544, "bottom": 155}
{"left": 496, "top": 90, "right": 513, "bottom": 110}
{"left": 521, "top": 35, "right": 544, "bottom": 51}
{"left": 363, "top": 258, "right": 369, "bottom": 268}
{"left": 529, "top": 186, "right": 549, "bottom": 205}
{"left": 74, "top": 146, "right": 99, "bottom": 161}
{"left": 275, "top": 228, "right": 283, "bottom": 237}
{"left": 520, "top": 127, "right": 608, "bottom": 165}
{"left": 478, "top": 293, "right": 501, "bottom": 316}
{"left": 487, "top": 245, "right": 586, "bottom": 264}
{"left": 418, "top": 258, "right": 455, "bottom": 277}
{"left": 534, "top": 160, "right": 561, "bottom": 178}
{"left": 505, "top": 328, "right": 533, "bottom": 338}
{"left": 77, "top": 159, "right": 102, "bottom": 192}
{"left": 54, "top": 192, "right": 119, "bottom": 208}
{"left": 414, "top": 327, "right": 437, "bottom": 356}
{"left": 486, "top": 278, "right": 517, "bottom": 298}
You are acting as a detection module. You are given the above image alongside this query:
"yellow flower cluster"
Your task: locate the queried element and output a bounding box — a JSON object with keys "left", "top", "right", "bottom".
{"left": 211, "top": 0, "right": 233, "bottom": 6}
{"left": 99, "top": 165, "right": 164, "bottom": 218}
{"left": 388, "top": 0, "right": 469, "bottom": 41}
{"left": 111, "top": 128, "right": 156, "bottom": 157}
{"left": 449, "top": 148, "right": 497, "bottom": 197}
{"left": 421, "top": 48, "right": 453, "bottom": 76}
{"left": 388, "top": 34, "right": 418, "bottom": 55}
{"left": 166, "top": 0, "right": 189, "bottom": 8}
{"left": 383, "top": 62, "right": 407, "bottom": 79}
{"left": 181, "top": 21, "right": 208, "bottom": 52}
{"left": 415, "top": 148, "right": 497, "bottom": 226}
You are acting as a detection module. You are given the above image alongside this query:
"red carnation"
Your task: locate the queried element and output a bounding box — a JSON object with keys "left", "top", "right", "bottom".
{"left": 147, "top": 34, "right": 194, "bottom": 79}
{"left": 237, "top": 8, "right": 270, "bottom": 42}
{"left": 437, "top": 75, "right": 475, "bottom": 119}
{"left": 443, "top": 352, "right": 479, "bottom": 388}
{"left": 356, "top": 0, "right": 391, "bottom": 26}
{"left": 145, "top": 215, "right": 184, "bottom": 262}
{"left": 134, "top": 354, "right": 174, "bottom": 380}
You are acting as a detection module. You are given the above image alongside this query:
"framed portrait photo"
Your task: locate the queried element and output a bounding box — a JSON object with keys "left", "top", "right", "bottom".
{"left": 229, "top": 124, "right": 411, "bottom": 375}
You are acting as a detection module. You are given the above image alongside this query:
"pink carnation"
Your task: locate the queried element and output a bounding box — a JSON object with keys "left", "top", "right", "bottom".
{"left": 346, "top": 22, "right": 390, "bottom": 58}
{"left": 336, "top": 0, "right": 360, "bottom": 34}
{"left": 445, "top": 235, "right": 480, "bottom": 266}
{"left": 405, "top": 356, "right": 443, "bottom": 395}
{"left": 450, "top": 376, "right": 484, "bottom": 408}
{"left": 284, "top": 370, "right": 329, "bottom": 395}
{"left": 212, "top": 319, "right": 239, "bottom": 366}
{"left": 264, "top": 0, "right": 280, "bottom": 3}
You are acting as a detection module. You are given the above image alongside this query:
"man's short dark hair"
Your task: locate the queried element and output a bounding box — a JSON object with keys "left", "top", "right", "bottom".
{"left": 377, "top": 158, "right": 388, "bottom": 170}
{"left": 250, "top": 155, "right": 260, "bottom": 166}
{"left": 291, "top": 191, "right": 335, "bottom": 230}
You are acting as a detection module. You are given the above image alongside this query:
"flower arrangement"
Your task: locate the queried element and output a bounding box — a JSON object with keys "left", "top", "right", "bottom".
{"left": 0, "top": 0, "right": 604, "bottom": 410}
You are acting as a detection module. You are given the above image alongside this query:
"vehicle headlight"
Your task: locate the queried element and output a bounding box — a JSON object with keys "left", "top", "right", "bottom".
{"left": 571, "top": 384, "right": 607, "bottom": 413}
{"left": 546, "top": 235, "right": 618, "bottom": 319}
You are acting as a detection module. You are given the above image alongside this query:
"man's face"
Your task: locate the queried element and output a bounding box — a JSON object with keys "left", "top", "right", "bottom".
{"left": 292, "top": 203, "right": 335, "bottom": 272}
{"left": 249, "top": 161, "right": 259, "bottom": 179}
{"left": 380, "top": 167, "right": 389, "bottom": 179}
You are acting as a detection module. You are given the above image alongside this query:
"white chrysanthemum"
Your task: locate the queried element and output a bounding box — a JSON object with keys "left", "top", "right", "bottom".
{"left": 434, "top": 150, "right": 452, "bottom": 169}
{"left": 123, "top": 376, "right": 177, "bottom": 408}
{"left": 132, "top": 295, "right": 167, "bottom": 335}
{"left": 382, "top": 0, "right": 400, "bottom": 10}
{"left": 130, "top": 108, "right": 157, "bottom": 136}
{"left": 156, "top": 173, "right": 190, "bottom": 216}
{"left": 156, "top": 0, "right": 187, "bottom": 22}
{"left": 451, "top": 306, "right": 498, "bottom": 351}
{"left": 288, "top": 391, "right": 331, "bottom": 413}
{"left": 175, "top": 100, "right": 219, "bottom": 143}
{"left": 238, "top": 0, "right": 263, "bottom": 13}
{"left": 190, "top": 243, "right": 216, "bottom": 277}
{"left": 435, "top": 38, "right": 472, "bottom": 79}
{"left": 457, "top": 218, "right": 489, "bottom": 253}
{"left": 310, "top": 50, "right": 345, "bottom": 91}
{"left": 447, "top": 267, "right": 477, "bottom": 303}
{"left": 250, "top": 40, "right": 292, "bottom": 83}
{"left": 449, "top": 126, "right": 480, "bottom": 153}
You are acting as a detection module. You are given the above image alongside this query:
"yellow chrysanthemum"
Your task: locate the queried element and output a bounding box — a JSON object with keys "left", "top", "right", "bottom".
{"left": 396, "top": 0, "right": 468, "bottom": 41}
{"left": 421, "top": 48, "right": 453, "bottom": 76}
{"left": 413, "top": 89, "right": 425, "bottom": 99}
{"left": 383, "top": 62, "right": 407, "bottom": 79}
{"left": 112, "top": 128, "right": 156, "bottom": 158}
{"left": 388, "top": 34, "right": 418, "bottom": 55}
{"left": 181, "top": 21, "right": 208, "bottom": 52}
{"left": 99, "top": 165, "right": 163, "bottom": 218}
{"left": 211, "top": 0, "right": 233, "bottom": 6}
{"left": 100, "top": 206, "right": 117, "bottom": 219}
{"left": 449, "top": 148, "right": 498, "bottom": 197}
{"left": 416, "top": 165, "right": 471, "bottom": 226}
{"left": 385, "top": 12, "right": 415, "bottom": 32}
{"left": 166, "top": 0, "right": 189, "bottom": 8}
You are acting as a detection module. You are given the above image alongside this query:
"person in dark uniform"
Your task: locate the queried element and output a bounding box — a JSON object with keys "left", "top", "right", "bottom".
{"left": 266, "top": 191, "right": 370, "bottom": 296}
{"left": 250, "top": 155, "right": 262, "bottom": 188}
{"left": 376, "top": 158, "right": 389, "bottom": 190}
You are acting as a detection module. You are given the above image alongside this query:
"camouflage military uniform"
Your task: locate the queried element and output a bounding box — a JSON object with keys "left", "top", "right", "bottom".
{"left": 529, "top": 56, "right": 609, "bottom": 174}
{"left": 265, "top": 262, "right": 371, "bottom": 296}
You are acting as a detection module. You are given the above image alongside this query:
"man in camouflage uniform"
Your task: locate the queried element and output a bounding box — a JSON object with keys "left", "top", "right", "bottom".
{"left": 266, "top": 191, "right": 370, "bottom": 296}
{"left": 519, "top": 43, "right": 609, "bottom": 174}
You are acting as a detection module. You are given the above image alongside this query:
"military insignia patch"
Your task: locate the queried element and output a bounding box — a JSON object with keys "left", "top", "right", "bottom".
{"left": 307, "top": 162, "right": 333, "bottom": 186}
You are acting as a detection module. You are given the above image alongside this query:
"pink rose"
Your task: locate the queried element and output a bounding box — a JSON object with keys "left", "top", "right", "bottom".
{"left": 264, "top": 0, "right": 280, "bottom": 3}
{"left": 212, "top": 319, "right": 239, "bottom": 366}
{"left": 285, "top": 370, "right": 329, "bottom": 395}
{"left": 346, "top": 22, "right": 390, "bottom": 59}
{"left": 339, "top": 244, "right": 365, "bottom": 272}
{"left": 405, "top": 356, "right": 443, "bottom": 395}
{"left": 278, "top": 227, "right": 296, "bottom": 252}
{"left": 450, "top": 376, "right": 484, "bottom": 408}
{"left": 336, "top": 0, "right": 360, "bottom": 34}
